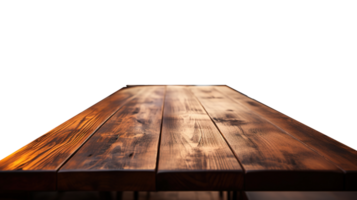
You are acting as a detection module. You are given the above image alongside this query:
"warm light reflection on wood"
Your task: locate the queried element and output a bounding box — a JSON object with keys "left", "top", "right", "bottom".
{"left": 0, "top": 87, "right": 142, "bottom": 171}
{"left": 0, "top": 85, "right": 356, "bottom": 191}
{"left": 58, "top": 86, "right": 166, "bottom": 191}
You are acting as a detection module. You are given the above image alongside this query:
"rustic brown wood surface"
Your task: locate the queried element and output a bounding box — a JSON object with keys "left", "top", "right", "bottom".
{"left": 191, "top": 86, "right": 344, "bottom": 191}
{"left": 1, "top": 85, "right": 356, "bottom": 192}
{"left": 58, "top": 86, "right": 166, "bottom": 191}
{"left": 0, "top": 87, "right": 142, "bottom": 191}
{"left": 157, "top": 86, "right": 243, "bottom": 191}
{"left": 216, "top": 86, "right": 357, "bottom": 190}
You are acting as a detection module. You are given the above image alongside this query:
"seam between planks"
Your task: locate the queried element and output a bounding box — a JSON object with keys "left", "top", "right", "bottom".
{"left": 155, "top": 86, "right": 167, "bottom": 180}
{"left": 55, "top": 87, "right": 147, "bottom": 190}
{"left": 218, "top": 86, "right": 347, "bottom": 174}
{"left": 188, "top": 86, "right": 246, "bottom": 175}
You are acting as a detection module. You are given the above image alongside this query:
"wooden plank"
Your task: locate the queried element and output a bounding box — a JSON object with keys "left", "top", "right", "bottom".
{"left": 0, "top": 86, "right": 142, "bottom": 191}
{"left": 244, "top": 191, "right": 357, "bottom": 200}
{"left": 58, "top": 86, "right": 166, "bottom": 191}
{"left": 217, "top": 85, "right": 357, "bottom": 190}
{"left": 191, "top": 86, "right": 344, "bottom": 191}
{"left": 157, "top": 86, "right": 243, "bottom": 191}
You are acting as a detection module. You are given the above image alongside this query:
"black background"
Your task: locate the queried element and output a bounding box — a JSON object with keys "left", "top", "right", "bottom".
{"left": 0, "top": 81, "right": 357, "bottom": 157}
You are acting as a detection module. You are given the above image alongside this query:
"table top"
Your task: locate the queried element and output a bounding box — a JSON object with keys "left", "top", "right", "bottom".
{"left": 0, "top": 85, "right": 356, "bottom": 191}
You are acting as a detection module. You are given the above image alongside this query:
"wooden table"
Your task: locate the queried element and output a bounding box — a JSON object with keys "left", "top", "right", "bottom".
{"left": 0, "top": 85, "right": 356, "bottom": 193}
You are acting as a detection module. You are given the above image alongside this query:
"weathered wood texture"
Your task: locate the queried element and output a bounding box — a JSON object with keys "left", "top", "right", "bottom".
{"left": 58, "top": 86, "right": 166, "bottom": 191}
{"left": 244, "top": 191, "right": 357, "bottom": 200}
{"left": 191, "top": 86, "right": 344, "bottom": 191}
{"left": 157, "top": 86, "right": 243, "bottom": 191}
{"left": 0, "top": 87, "right": 142, "bottom": 191}
{"left": 1, "top": 85, "right": 356, "bottom": 192}
{"left": 217, "top": 86, "right": 357, "bottom": 190}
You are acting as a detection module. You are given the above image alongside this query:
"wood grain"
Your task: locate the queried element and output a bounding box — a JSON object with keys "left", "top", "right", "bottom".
{"left": 58, "top": 86, "right": 166, "bottom": 191}
{"left": 191, "top": 86, "right": 344, "bottom": 191}
{"left": 0, "top": 86, "right": 142, "bottom": 191}
{"left": 157, "top": 86, "right": 243, "bottom": 191}
{"left": 216, "top": 85, "right": 357, "bottom": 190}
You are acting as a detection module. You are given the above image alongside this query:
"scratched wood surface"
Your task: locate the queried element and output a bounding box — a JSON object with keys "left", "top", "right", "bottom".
{"left": 58, "top": 86, "right": 166, "bottom": 191}
{"left": 216, "top": 86, "right": 357, "bottom": 190}
{"left": 191, "top": 86, "right": 344, "bottom": 191}
{"left": 1, "top": 85, "right": 356, "bottom": 192}
{"left": 157, "top": 86, "right": 243, "bottom": 191}
{"left": 0, "top": 87, "right": 142, "bottom": 191}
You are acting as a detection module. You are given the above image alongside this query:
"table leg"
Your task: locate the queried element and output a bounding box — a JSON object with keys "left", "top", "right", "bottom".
{"left": 227, "top": 191, "right": 231, "bottom": 200}
{"left": 233, "top": 191, "right": 238, "bottom": 200}
{"left": 134, "top": 191, "right": 139, "bottom": 200}
{"left": 99, "top": 191, "right": 112, "bottom": 200}
{"left": 116, "top": 191, "right": 122, "bottom": 200}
